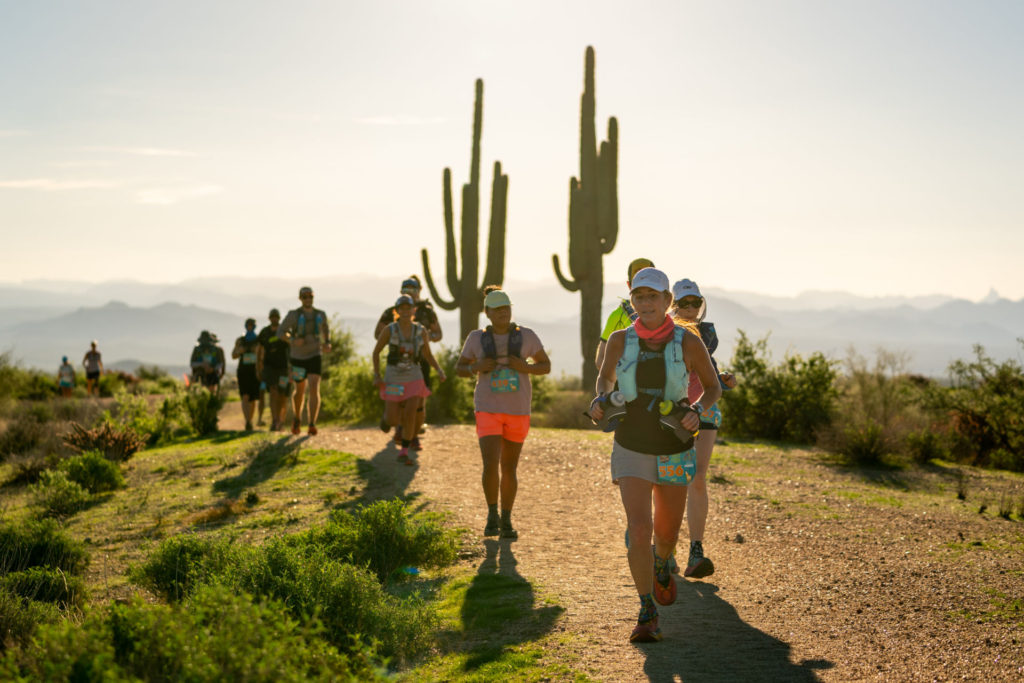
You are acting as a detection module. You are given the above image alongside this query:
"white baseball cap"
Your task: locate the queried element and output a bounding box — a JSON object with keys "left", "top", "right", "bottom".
{"left": 629, "top": 267, "right": 670, "bottom": 294}
{"left": 483, "top": 289, "right": 512, "bottom": 308}
{"left": 672, "top": 278, "right": 703, "bottom": 300}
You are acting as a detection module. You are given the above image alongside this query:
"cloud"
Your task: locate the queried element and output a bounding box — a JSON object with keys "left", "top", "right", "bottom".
{"left": 83, "top": 146, "right": 197, "bottom": 157}
{"left": 0, "top": 129, "right": 29, "bottom": 138}
{"left": 136, "top": 184, "right": 223, "bottom": 205}
{"left": 354, "top": 115, "right": 447, "bottom": 126}
{"left": 0, "top": 178, "right": 120, "bottom": 190}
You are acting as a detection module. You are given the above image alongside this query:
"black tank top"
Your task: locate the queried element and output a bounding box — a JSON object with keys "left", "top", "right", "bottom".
{"left": 614, "top": 339, "right": 685, "bottom": 456}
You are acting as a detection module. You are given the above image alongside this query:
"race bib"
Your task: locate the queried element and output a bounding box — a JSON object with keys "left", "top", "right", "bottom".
{"left": 385, "top": 383, "right": 405, "bottom": 397}
{"left": 278, "top": 375, "right": 290, "bottom": 390}
{"left": 242, "top": 352, "right": 257, "bottom": 365}
{"left": 700, "top": 404, "right": 723, "bottom": 429}
{"left": 657, "top": 449, "right": 698, "bottom": 485}
{"left": 202, "top": 353, "right": 214, "bottom": 364}
{"left": 489, "top": 367, "right": 519, "bottom": 393}
{"left": 291, "top": 366, "right": 307, "bottom": 382}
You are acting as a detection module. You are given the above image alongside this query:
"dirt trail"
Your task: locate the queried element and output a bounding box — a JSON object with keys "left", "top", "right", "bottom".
{"left": 220, "top": 407, "right": 1023, "bottom": 681}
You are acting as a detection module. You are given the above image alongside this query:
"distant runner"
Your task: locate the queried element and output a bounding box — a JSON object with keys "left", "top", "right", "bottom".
{"left": 57, "top": 356, "right": 75, "bottom": 398}
{"left": 280, "top": 286, "right": 331, "bottom": 436}
{"left": 257, "top": 308, "right": 290, "bottom": 432}
{"left": 231, "top": 318, "right": 261, "bottom": 431}
{"left": 456, "top": 286, "right": 551, "bottom": 540}
{"left": 82, "top": 340, "right": 104, "bottom": 397}
{"left": 190, "top": 331, "right": 225, "bottom": 391}
{"left": 372, "top": 294, "right": 446, "bottom": 464}
{"left": 374, "top": 275, "right": 442, "bottom": 449}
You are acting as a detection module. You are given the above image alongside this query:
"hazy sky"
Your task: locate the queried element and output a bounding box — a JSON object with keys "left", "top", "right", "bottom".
{"left": 2, "top": 1, "right": 1022, "bottom": 300}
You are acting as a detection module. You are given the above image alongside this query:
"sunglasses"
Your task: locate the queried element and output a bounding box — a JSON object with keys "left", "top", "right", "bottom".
{"left": 300, "top": 293, "right": 313, "bottom": 299}
{"left": 675, "top": 297, "right": 703, "bottom": 308}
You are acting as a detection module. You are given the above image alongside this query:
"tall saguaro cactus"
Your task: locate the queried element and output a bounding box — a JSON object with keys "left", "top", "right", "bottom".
{"left": 552, "top": 46, "right": 619, "bottom": 390}
{"left": 422, "top": 78, "right": 509, "bottom": 341}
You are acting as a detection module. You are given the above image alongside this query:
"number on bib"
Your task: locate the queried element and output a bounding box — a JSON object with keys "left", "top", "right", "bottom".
{"left": 657, "top": 449, "right": 698, "bottom": 485}
{"left": 489, "top": 367, "right": 520, "bottom": 393}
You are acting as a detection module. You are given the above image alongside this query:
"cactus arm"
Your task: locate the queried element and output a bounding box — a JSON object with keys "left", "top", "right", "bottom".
{"left": 598, "top": 117, "right": 619, "bottom": 254}
{"left": 481, "top": 161, "right": 507, "bottom": 288}
{"left": 421, "top": 248, "right": 458, "bottom": 310}
{"left": 552, "top": 254, "right": 580, "bottom": 292}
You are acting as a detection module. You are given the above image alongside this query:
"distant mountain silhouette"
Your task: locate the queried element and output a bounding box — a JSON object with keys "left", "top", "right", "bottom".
{"left": 0, "top": 279, "right": 1020, "bottom": 377}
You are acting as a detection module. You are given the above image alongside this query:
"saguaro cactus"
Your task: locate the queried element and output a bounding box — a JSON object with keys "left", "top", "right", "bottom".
{"left": 552, "top": 46, "right": 619, "bottom": 389}
{"left": 422, "top": 78, "right": 509, "bottom": 341}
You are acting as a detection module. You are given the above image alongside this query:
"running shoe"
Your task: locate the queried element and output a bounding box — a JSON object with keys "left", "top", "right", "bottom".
{"left": 484, "top": 518, "right": 501, "bottom": 537}
{"left": 683, "top": 541, "right": 715, "bottom": 578}
{"left": 500, "top": 526, "right": 518, "bottom": 540}
{"left": 397, "top": 449, "right": 409, "bottom": 462}
{"left": 410, "top": 436, "right": 421, "bottom": 450}
{"left": 629, "top": 618, "right": 663, "bottom": 643}
{"left": 652, "top": 569, "right": 677, "bottom": 606}
{"left": 291, "top": 419, "right": 301, "bottom": 435}
{"left": 307, "top": 424, "right": 318, "bottom": 436}
{"left": 245, "top": 421, "right": 253, "bottom": 432}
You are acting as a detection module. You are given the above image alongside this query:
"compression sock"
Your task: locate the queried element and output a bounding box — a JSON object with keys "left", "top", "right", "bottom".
{"left": 653, "top": 550, "right": 672, "bottom": 586}
{"left": 638, "top": 593, "right": 658, "bottom": 624}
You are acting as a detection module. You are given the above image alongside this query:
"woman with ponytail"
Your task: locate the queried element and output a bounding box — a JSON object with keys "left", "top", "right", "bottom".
{"left": 589, "top": 267, "right": 721, "bottom": 643}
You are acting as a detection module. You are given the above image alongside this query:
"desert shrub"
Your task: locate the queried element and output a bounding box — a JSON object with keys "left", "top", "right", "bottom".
{"left": 904, "top": 428, "right": 949, "bottom": 464}
{"left": 425, "top": 346, "right": 475, "bottom": 424}
{"left": 29, "top": 471, "right": 91, "bottom": 518}
{"left": 3, "top": 451, "right": 61, "bottom": 486}
{"left": 0, "top": 589, "right": 60, "bottom": 651}
{"left": 530, "top": 373, "right": 554, "bottom": 413}
{"left": 924, "top": 341, "right": 1024, "bottom": 472}
{"left": 59, "top": 450, "right": 125, "bottom": 493}
{"left": 321, "top": 320, "right": 359, "bottom": 369}
{"left": 721, "top": 331, "right": 838, "bottom": 443}
{"left": 64, "top": 420, "right": 145, "bottom": 462}
{"left": 0, "top": 567, "right": 87, "bottom": 610}
{"left": 184, "top": 388, "right": 224, "bottom": 436}
{"left": 0, "top": 584, "right": 379, "bottom": 681}
{"left": 134, "top": 365, "right": 180, "bottom": 395}
{"left": 51, "top": 397, "right": 104, "bottom": 424}
{"left": 0, "top": 518, "right": 89, "bottom": 575}
{"left": 0, "top": 411, "right": 49, "bottom": 460}
{"left": 0, "top": 353, "right": 59, "bottom": 401}
{"left": 533, "top": 389, "right": 593, "bottom": 429}
{"left": 227, "top": 540, "right": 437, "bottom": 660}
{"left": 128, "top": 533, "right": 241, "bottom": 603}
{"left": 104, "top": 391, "right": 191, "bottom": 446}
{"left": 319, "top": 358, "right": 381, "bottom": 425}
{"left": 304, "top": 499, "right": 459, "bottom": 584}
{"left": 96, "top": 372, "right": 126, "bottom": 398}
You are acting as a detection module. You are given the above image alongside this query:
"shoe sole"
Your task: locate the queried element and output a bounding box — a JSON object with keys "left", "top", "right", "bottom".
{"left": 500, "top": 529, "right": 518, "bottom": 540}
{"left": 684, "top": 558, "right": 715, "bottom": 579}
{"left": 630, "top": 624, "right": 663, "bottom": 643}
{"left": 652, "top": 573, "right": 677, "bottom": 606}
{"left": 483, "top": 526, "right": 500, "bottom": 537}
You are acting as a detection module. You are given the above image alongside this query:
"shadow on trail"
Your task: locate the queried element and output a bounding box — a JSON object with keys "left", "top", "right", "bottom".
{"left": 342, "top": 439, "right": 422, "bottom": 509}
{"left": 639, "top": 581, "right": 833, "bottom": 682}
{"left": 455, "top": 539, "right": 563, "bottom": 673}
{"left": 213, "top": 435, "right": 306, "bottom": 497}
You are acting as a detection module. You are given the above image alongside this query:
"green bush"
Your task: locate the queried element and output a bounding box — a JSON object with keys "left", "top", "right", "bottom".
{"left": 29, "top": 471, "right": 91, "bottom": 518}
{"left": 1, "top": 584, "right": 379, "bottom": 681}
{"left": 319, "top": 358, "right": 382, "bottom": 425}
{"left": 105, "top": 391, "right": 192, "bottom": 446}
{"left": 97, "top": 372, "right": 126, "bottom": 398}
{"left": 128, "top": 534, "right": 241, "bottom": 603}
{"left": 306, "top": 499, "right": 459, "bottom": 584}
{"left": 226, "top": 540, "right": 437, "bottom": 660}
{"left": 530, "top": 373, "right": 554, "bottom": 413}
{"left": 134, "top": 365, "right": 181, "bottom": 395}
{"left": 0, "top": 567, "right": 87, "bottom": 610}
{"left": 0, "top": 589, "right": 60, "bottom": 651}
{"left": 533, "top": 389, "right": 593, "bottom": 429}
{"left": 185, "top": 388, "right": 224, "bottom": 435}
{"left": 0, "top": 518, "right": 89, "bottom": 575}
{"left": 425, "top": 346, "right": 475, "bottom": 425}
{"left": 904, "top": 428, "right": 948, "bottom": 464}
{"left": 721, "top": 331, "right": 838, "bottom": 443}
{"left": 924, "top": 341, "right": 1024, "bottom": 471}
{"left": 0, "top": 410, "right": 49, "bottom": 460}
{"left": 0, "top": 353, "right": 59, "bottom": 401}
{"left": 59, "top": 450, "right": 125, "bottom": 493}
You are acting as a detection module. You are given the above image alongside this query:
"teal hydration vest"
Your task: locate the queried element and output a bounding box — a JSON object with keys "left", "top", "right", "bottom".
{"left": 615, "top": 325, "right": 688, "bottom": 405}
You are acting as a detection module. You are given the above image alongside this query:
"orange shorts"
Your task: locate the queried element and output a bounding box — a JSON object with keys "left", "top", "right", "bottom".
{"left": 474, "top": 412, "right": 530, "bottom": 443}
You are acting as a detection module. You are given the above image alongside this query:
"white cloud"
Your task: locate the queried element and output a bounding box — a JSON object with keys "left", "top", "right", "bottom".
{"left": 0, "top": 178, "right": 120, "bottom": 190}
{"left": 83, "top": 146, "right": 198, "bottom": 157}
{"left": 354, "top": 115, "right": 446, "bottom": 126}
{"left": 136, "top": 184, "right": 223, "bottom": 205}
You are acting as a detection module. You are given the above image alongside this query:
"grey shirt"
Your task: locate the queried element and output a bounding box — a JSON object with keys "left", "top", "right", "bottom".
{"left": 459, "top": 326, "right": 544, "bottom": 416}
{"left": 279, "top": 307, "right": 329, "bottom": 361}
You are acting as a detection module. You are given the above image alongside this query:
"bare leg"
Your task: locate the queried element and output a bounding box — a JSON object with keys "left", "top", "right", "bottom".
{"left": 292, "top": 379, "right": 307, "bottom": 426}
{"left": 652, "top": 483, "right": 686, "bottom": 561}
{"left": 414, "top": 397, "right": 427, "bottom": 434}
{"left": 479, "top": 435, "right": 503, "bottom": 505}
{"left": 619, "top": 477, "right": 655, "bottom": 595}
{"left": 241, "top": 396, "right": 254, "bottom": 428}
{"left": 399, "top": 398, "right": 418, "bottom": 440}
{"left": 685, "top": 431, "right": 716, "bottom": 542}
{"left": 498, "top": 439, "right": 524, "bottom": 511}
{"left": 306, "top": 374, "right": 321, "bottom": 425}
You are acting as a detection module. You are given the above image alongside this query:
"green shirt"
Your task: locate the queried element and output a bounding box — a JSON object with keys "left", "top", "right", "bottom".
{"left": 600, "top": 302, "right": 633, "bottom": 341}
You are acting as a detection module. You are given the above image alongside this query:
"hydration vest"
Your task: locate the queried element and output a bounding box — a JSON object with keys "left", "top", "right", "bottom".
{"left": 296, "top": 311, "right": 324, "bottom": 339}
{"left": 480, "top": 323, "right": 522, "bottom": 359}
{"left": 620, "top": 299, "right": 640, "bottom": 324}
{"left": 386, "top": 322, "right": 422, "bottom": 366}
{"left": 615, "top": 325, "right": 688, "bottom": 404}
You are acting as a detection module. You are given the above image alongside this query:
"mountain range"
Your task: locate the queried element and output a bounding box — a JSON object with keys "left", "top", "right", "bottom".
{"left": 1, "top": 276, "right": 1020, "bottom": 379}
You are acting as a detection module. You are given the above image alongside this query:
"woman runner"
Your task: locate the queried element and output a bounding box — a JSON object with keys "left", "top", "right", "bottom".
{"left": 590, "top": 268, "right": 721, "bottom": 643}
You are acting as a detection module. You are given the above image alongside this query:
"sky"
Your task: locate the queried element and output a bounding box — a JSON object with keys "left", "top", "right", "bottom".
{"left": 2, "top": 0, "right": 1023, "bottom": 301}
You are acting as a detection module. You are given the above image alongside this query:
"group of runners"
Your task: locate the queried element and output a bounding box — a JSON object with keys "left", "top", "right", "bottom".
{"left": 192, "top": 286, "right": 334, "bottom": 434}
{"left": 55, "top": 340, "right": 105, "bottom": 398}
